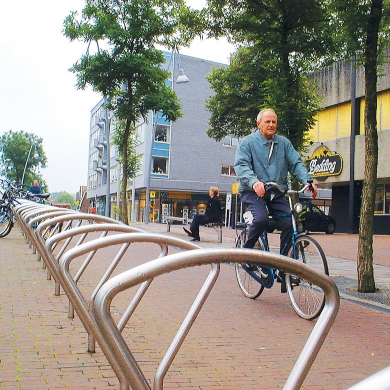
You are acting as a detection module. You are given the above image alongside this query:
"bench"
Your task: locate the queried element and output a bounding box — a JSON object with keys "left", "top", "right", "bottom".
{"left": 204, "top": 222, "right": 223, "bottom": 243}
{"left": 166, "top": 217, "right": 223, "bottom": 243}
{"left": 166, "top": 217, "right": 188, "bottom": 232}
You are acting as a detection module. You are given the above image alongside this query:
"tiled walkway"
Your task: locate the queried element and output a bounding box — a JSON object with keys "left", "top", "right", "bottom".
{"left": 1, "top": 224, "right": 389, "bottom": 389}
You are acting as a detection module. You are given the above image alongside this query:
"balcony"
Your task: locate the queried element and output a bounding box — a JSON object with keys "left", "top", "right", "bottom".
{"left": 97, "top": 158, "right": 107, "bottom": 170}
{"left": 92, "top": 158, "right": 107, "bottom": 172}
{"left": 93, "top": 134, "right": 106, "bottom": 150}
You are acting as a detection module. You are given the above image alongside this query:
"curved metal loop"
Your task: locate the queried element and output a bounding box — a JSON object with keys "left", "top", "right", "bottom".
{"left": 88, "top": 245, "right": 339, "bottom": 390}
{"left": 58, "top": 232, "right": 203, "bottom": 390}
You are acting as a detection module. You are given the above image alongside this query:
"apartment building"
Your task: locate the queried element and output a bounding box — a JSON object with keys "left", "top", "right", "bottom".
{"left": 86, "top": 52, "right": 238, "bottom": 223}
{"left": 87, "top": 52, "right": 390, "bottom": 234}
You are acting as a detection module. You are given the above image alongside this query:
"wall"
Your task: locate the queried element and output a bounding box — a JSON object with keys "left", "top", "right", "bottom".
{"left": 151, "top": 53, "right": 237, "bottom": 194}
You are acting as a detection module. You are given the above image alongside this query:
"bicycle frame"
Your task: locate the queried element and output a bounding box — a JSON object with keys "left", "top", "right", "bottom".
{"left": 237, "top": 182, "right": 312, "bottom": 288}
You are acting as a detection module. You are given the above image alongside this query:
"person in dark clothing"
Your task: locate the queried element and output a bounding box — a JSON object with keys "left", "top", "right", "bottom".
{"left": 183, "top": 186, "right": 222, "bottom": 241}
{"left": 29, "top": 180, "right": 42, "bottom": 194}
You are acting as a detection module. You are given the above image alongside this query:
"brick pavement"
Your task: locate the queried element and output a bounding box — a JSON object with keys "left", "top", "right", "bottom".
{"left": 1, "top": 224, "right": 390, "bottom": 389}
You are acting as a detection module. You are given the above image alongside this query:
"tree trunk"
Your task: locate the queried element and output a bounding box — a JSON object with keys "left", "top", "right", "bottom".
{"left": 357, "top": 0, "right": 382, "bottom": 293}
{"left": 120, "top": 159, "right": 128, "bottom": 224}
{"left": 120, "top": 124, "right": 131, "bottom": 225}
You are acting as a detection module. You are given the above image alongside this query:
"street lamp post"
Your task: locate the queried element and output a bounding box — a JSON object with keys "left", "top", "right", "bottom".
{"left": 21, "top": 142, "right": 35, "bottom": 187}
{"left": 105, "top": 119, "right": 111, "bottom": 218}
{"left": 349, "top": 58, "right": 357, "bottom": 234}
{"left": 99, "top": 98, "right": 111, "bottom": 218}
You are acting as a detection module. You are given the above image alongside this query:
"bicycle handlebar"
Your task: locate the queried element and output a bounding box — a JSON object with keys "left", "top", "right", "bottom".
{"left": 264, "top": 181, "right": 312, "bottom": 196}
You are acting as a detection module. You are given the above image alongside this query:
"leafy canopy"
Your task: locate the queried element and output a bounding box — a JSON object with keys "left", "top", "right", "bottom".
{"left": 64, "top": 0, "right": 204, "bottom": 124}
{"left": 205, "top": 0, "right": 334, "bottom": 150}
{"left": 0, "top": 130, "right": 47, "bottom": 189}
{"left": 63, "top": 0, "right": 204, "bottom": 223}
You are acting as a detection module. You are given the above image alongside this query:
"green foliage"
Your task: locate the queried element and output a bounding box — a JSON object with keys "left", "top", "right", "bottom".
{"left": 63, "top": 0, "right": 202, "bottom": 123}
{"left": 206, "top": 47, "right": 267, "bottom": 140}
{"left": 206, "top": 0, "right": 336, "bottom": 65}
{"left": 64, "top": 0, "right": 201, "bottom": 223}
{"left": 51, "top": 191, "right": 76, "bottom": 209}
{"left": 329, "top": 0, "right": 390, "bottom": 65}
{"left": 112, "top": 118, "right": 142, "bottom": 178}
{"left": 0, "top": 130, "right": 47, "bottom": 188}
{"left": 205, "top": 0, "right": 331, "bottom": 150}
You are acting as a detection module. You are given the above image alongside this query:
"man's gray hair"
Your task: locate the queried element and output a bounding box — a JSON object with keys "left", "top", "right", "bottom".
{"left": 256, "top": 108, "right": 276, "bottom": 122}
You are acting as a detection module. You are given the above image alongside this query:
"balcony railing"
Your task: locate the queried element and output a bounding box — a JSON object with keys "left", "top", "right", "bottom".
{"left": 93, "top": 134, "right": 106, "bottom": 149}
{"left": 92, "top": 159, "right": 107, "bottom": 172}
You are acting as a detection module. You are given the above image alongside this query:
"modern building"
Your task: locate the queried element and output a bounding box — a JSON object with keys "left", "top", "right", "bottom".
{"left": 86, "top": 52, "right": 238, "bottom": 223}
{"left": 307, "top": 60, "right": 390, "bottom": 234}
{"left": 86, "top": 52, "right": 390, "bottom": 234}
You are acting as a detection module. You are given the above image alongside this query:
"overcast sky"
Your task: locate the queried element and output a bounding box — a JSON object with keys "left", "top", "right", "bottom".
{"left": 0, "top": 0, "right": 234, "bottom": 194}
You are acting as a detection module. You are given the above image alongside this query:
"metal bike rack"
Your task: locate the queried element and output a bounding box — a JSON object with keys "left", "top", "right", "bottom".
{"left": 9, "top": 201, "right": 343, "bottom": 390}
{"left": 33, "top": 213, "right": 123, "bottom": 282}
{"left": 346, "top": 365, "right": 390, "bottom": 390}
{"left": 42, "top": 220, "right": 144, "bottom": 299}
{"left": 24, "top": 209, "right": 76, "bottom": 256}
{"left": 58, "top": 233, "right": 205, "bottom": 390}
{"left": 88, "top": 246, "right": 340, "bottom": 390}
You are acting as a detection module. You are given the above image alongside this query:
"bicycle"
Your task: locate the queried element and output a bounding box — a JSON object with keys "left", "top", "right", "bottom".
{"left": 0, "top": 179, "right": 50, "bottom": 237}
{"left": 234, "top": 182, "right": 329, "bottom": 320}
{"left": 0, "top": 185, "right": 20, "bottom": 238}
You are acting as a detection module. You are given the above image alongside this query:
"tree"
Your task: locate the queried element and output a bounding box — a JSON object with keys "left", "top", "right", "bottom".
{"left": 332, "top": 0, "right": 390, "bottom": 292}
{"left": 206, "top": 47, "right": 268, "bottom": 140}
{"left": 52, "top": 191, "right": 77, "bottom": 209}
{"left": 0, "top": 130, "right": 47, "bottom": 190}
{"left": 64, "top": 0, "right": 203, "bottom": 224}
{"left": 205, "top": 0, "right": 335, "bottom": 151}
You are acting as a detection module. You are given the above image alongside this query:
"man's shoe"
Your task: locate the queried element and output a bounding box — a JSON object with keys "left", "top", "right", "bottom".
{"left": 183, "top": 227, "right": 193, "bottom": 237}
{"left": 289, "top": 276, "right": 301, "bottom": 287}
{"left": 281, "top": 275, "right": 300, "bottom": 293}
{"left": 191, "top": 237, "right": 200, "bottom": 241}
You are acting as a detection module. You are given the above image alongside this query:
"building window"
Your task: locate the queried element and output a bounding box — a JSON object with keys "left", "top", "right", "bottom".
{"left": 90, "top": 151, "right": 98, "bottom": 169}
{"left": 222, "top": 136, "right": 239, "bottom": 147}
{"left": 375, "top": 183, "right": 390, "bottom": 214}
{"left": 221, "top": 165, "right": 236, "bottom": 176}
{"left": 135, "top": 123, "right": 145, "bottom": 144}
{"left": 155, "top": 124, "right": 170, "bottom": 143}
{"left": 97, "top": 171, "right": 102, "bottom": 187}
{"left": 153, "top": 157, "right": 169, "bottom": 174}
{"left": 88, "top": 173, "right": 97, "bottom": 189}
{"left": 110, "top": 165, "right": 117, "bottom": 183}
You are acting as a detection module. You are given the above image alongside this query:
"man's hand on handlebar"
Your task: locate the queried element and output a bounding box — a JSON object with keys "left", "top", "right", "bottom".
{"left": 308, "top": 181, "right": 318, "bottom": 199}
{"left": 252, "top": 181, "right": 266, "bottom": 197}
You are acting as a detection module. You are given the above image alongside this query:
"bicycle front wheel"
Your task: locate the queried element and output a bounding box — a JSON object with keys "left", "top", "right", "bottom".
{"left": 286, "top": 235, "right": 328, "bottom": 320}
{"left": 235, "top": 230, "right": 265, "bottom": 299}
{"left": 0, "top": 209, "right": 13, "bottom": 238}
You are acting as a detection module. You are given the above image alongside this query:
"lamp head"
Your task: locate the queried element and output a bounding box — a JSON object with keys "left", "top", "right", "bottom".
{"left": 176, "top": 68, "right": 189, "bottom": 84}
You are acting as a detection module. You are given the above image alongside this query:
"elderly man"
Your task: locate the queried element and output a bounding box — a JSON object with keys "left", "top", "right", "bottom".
{"left": 234, "top": 108, "right": 318, "bottom": 254}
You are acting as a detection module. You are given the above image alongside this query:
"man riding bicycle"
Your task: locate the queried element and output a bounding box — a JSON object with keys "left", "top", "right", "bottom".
{"left": 234, "top": 109, "right": 318, "bottom": 280}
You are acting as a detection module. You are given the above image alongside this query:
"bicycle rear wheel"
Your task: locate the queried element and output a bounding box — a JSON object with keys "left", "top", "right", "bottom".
{"left": 0, "top": 209, "right": 13, "bottom": 238}
{"left": 286, "top": 235, "right": 328, "bottom": 320}
{"left": 235, "top": 230, "right": 265, "bottom": 299}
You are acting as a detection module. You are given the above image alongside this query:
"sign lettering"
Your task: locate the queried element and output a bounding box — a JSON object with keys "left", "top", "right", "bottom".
{"left": 305, "top": 145, "right": 343, "bottom": 179}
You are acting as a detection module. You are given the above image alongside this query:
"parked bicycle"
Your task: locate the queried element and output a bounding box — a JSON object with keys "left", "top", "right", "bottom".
{"left": 0, "top": 179, "right": 50, "bottom": 237}
{"left": 235, "top": 182, "right": 329, "bottom": 320}
{"left": 0, "top": 181, "right": 20, "bottom": 237}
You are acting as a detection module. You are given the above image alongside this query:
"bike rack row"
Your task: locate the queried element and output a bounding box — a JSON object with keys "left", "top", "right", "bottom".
{"left": 12, "top": 199, "right": 382, "bottom": 390}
